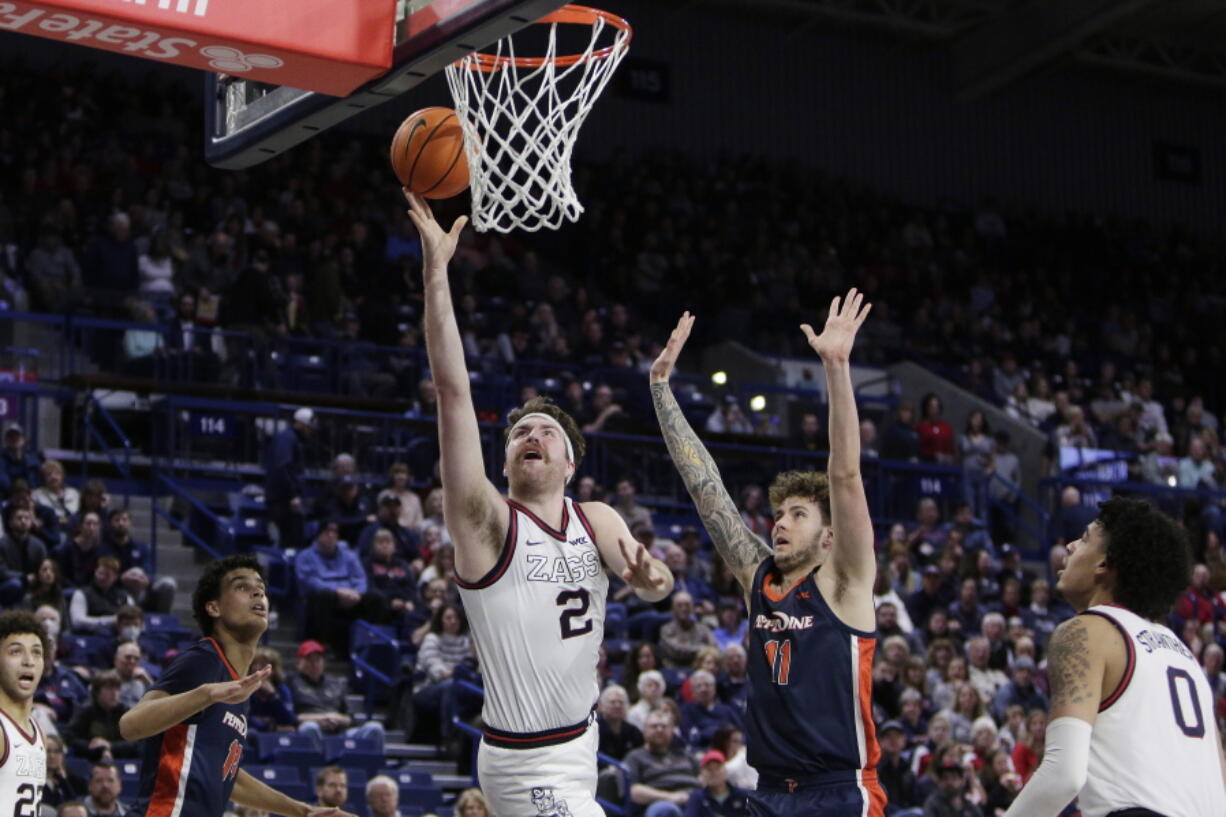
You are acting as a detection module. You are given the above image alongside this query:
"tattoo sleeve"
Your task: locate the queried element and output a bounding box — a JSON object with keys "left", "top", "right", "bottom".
{"left": 1046, "top": 617, "right": 1096, "bottom": 708}
{"left": 651, "top": 382, "right": 771, "bottom": 580}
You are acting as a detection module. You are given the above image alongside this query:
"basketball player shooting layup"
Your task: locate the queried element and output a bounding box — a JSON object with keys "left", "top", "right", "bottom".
{"left": 405, "top": 190, "right": 673, "bottom": 817}
{"left": 0, "top": 610, "right": 48, "bottom": 817}
{"left": 650, "top": 290, "right": 887, "bottom": 817}
{"left": 119, "top": 555, "right": 356, "bottom": 817}
{"left": 1003, "top": 498, "right": 1226, "bottom": 817}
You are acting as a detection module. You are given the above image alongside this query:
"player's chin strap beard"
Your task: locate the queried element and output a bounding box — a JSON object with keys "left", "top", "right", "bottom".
{"left": 507, "top": 412, "right": 575, "bottom": 485}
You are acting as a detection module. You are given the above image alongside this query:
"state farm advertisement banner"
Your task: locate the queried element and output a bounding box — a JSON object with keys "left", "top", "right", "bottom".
{"left": 0, "top": 0, "right": 394, "bottom": 96}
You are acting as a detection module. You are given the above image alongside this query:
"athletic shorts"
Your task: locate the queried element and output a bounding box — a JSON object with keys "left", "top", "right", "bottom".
{"left": 478, "top": 720, "right": 603, "bottom": 817}
{"left": 747, "top": 770, "right": 887, "bottom": 817}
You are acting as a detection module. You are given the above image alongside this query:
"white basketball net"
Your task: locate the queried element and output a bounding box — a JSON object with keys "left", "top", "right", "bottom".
{"left": 445, "top": 10, "right": 631, "bottom": 233}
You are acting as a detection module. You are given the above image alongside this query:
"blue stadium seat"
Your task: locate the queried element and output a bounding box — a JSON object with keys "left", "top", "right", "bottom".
{"left": 144, "top": 613, "right": 181, "bottom": 631}
{"left": 63, "top": 633, "right": 112, "bottom": 666}
{"left": 247, "top": 765, "right": 302, "bottom": 785}
{"left": 323, "top": 736, "right": 383, "bottom": 773}
{"left": 274, "top": 746, "right": 326, "bottom": 771}
{"left": 121, "top": 777, "right": 142, "bottom": 800}
{"left": 392, "top": 769, "right": 433, "bottom": 788}
{"left": 65, "top": 756, "right": 91, "bottom": 781}
{"left": 398, "top": 785, "right": 443, "bottom": 811}
{"left": 118, "top": 760, "right": 141, "bottom": 779}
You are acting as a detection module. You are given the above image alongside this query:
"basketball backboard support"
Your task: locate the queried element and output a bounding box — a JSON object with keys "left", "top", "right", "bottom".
{"left": 204, "top": 0, "right": 566, "bottom": 169}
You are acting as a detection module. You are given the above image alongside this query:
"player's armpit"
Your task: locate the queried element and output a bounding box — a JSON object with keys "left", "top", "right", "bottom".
{"left": 1045, "top": 616, "right": 1110, "bottom": 725}
{"left": 649, "top": 381, "right": 770, "bottom": 589}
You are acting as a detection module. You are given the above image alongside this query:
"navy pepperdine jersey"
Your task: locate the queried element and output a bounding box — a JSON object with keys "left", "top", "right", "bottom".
{"left": 127, "top": 638, "right": 250, "bottom": 817}
{"left": 746, "top": 558, "right": 880, "bottom": 783}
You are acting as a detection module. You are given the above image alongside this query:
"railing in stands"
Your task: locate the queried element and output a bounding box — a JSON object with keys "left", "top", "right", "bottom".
{"left": 1040, "top": 473, "right": 1226, "bottom": 545}
{"left": 151, "top": 472, "right": 234, "bottom": 561}
{"left": 350, "top": 621, "right": 400, "bottom": 719}
{"left": 81, "top": 394, "right": 133, "bottom": 506}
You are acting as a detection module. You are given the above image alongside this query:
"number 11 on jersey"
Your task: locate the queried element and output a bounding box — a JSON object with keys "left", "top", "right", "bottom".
{"left": 764, "top": 639, "right": 793, "bottom": 685}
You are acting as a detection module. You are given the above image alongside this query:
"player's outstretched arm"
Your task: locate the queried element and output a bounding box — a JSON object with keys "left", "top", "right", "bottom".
{"left": 649, "top": 313, "right": 770, "bottom": 592}
{"left": 118, "top": 666, "right": 272, "bottom": 741}
{"left": 406, "top": 191, "right": 508, "bottom": 578}
{"left": 233, "top": 769, "right": 357, "bottom": 817}
{"left": 1002, "top": 615, "right": 1106, "bottom": 817}
{"left": 581, "top": 502, "right": 674, "bottom": 603}
{"left": 799, "top": 290, "right": 875, "bottom": 594}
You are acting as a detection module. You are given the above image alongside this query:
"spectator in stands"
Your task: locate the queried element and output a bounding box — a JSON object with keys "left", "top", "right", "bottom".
{"left": 378, "top": 463, "right": 424, "bottom": 529}
{"left": 357, "top": 494, "right": 421, "bottom": 563}
{"left": 291, "top": 640, "right": 385, "bottom": 751}
{"left": 248, "top": 646, "right": 296, "bottom": 733}
{"left": 42, "top": 734, "right": 88, "bottom": 807}
{"left": 684, "top": 749, "right": 748, "bottom": 817}
{"left": 614, "top": 477, "right": 654, "bottom": 531}
{"left": 598, "top": 684, "right": 644, "bottom": 761}
{"left": 23, "top": 558, "right": 66, "bottom": 621}
{"left": 907, "top": 566, "right": 948, "bottom": 630}
{"left": 991, "top": 656, "right": 1046, "bottom": 721}
{"left": 69, "top": 557, "right": 133, "bottom": 634}
{"left": 83, "top": 212, "right": 139, "bottom": 302}
{"left": 716, "top": 644, "right": 749, "bottom": 711}
{"left": 295, "top": 519, "right": 387, "bottom": 653}
{"left": 313, "top": 767, "right": 349, "bottom": 809}
{"left": 418, "top": 542, "right": 457, "bottom": 591}
{"left": 1009, "top": 709, "right": 1046, "bottom": 784}
{"left": 83, "top": 760, "right": 127, "bottom": 817}
{"left": 907, "top": 499, "right": 947, "bottom": 564}
{"left": 680, "top": 670, "right": 741, "bottom": 748}
{"left": 662, "top": 544, "right": 715, "bottom": 615}
{"left": 418, "top": 487, "right": 451, "bottom": 547}
{"left": 788, "top": 408, "right": 828, "bottom": 454}
{"left": 58, "top": 511, "right": 109, "bottom": 589}
{"left": 366, "top": 777, "right": 400, "bottom": 817}
{"left": 34, "top": 460, "right": 80, "bottom": 526}
{"left": 706, "top": 396, "right": 753, "bottom": 435}
{"left": 1176, "top": 563, "right": 1221, "bottom": 624}
{"left": 264, "top": 407, "right": 313, "bottom": 550}
{"left": 922, "top": 759, "right": 983, "bottom": 817}
{"left": 413, "top": 602, "right": 477, "bottom": 741}
{"left": 1054, "top": 405, "right": 1097, "bottom": 449}
{"left": 69, "top": 671, "right": 138, "bottom": 761}
{"left": 917, "top": 394, "right": 955, "bottom": 465}
{"left": 959, "top": 411, "right": 993, "bottom": 510}
{"left": 455, "top": 789, "right": 492, "bottom": 817}
{"left": 711, "top": 601, "right": 747, "bottom": 652}
{"left": 1053, "top": 486, "right": 1097, "bottom": 546}
{"left": 69, "top": 482, "right": 110, "bottom": 537}
{"left": 737, "top": 485, "right": 771, "bottom": 540}
{"left": 1, "top": 504, "right": 46, "bottom": 604}
{"left": 365, "top": 528, "right": 419, "bottom": 628}
{"left": 625, "top": 709, "right": 701, "bottom": 817}
{"left": 985, "top": 431, "right": 1020, "bottom": 546}
{"left": 709, "top": 724, "right": 755, "bottom": 791}
{"left": 104, "top": 508, "right": 174, "bottom": 613}
{"left": 1178, "top": 435, "right": 1218, "bottom": 490}
{"left": 6, "top": 486, "right": 61, "bottom": 548}
{"left": 880, "top": 402, "right": 919, "bottom": 462}
{"left": 314, "top": 476, "right": 375, "bottom": 547}
{"left": 1138, "top": 430, "right": 1178, "bottom": 486}
{"left": 112, "top": 641, "right": 152, "bottom": 708}
{"left": 877, "top": 720, "right": 918, "bottom": 813}
{"left": 948, "top": 578, "right": 986, "bottom": 636}
{"left": 659, "top": 591, "right": 716, "bottom": 669}
{"left": 966, "top": 637, "right": 1006, "bottom": 705}
{"left": 627, "top": 669, "right": 666, "bottom": 731}
{"left": 36, "top": 633, "right": 90, "bottom": 725}
{"left": 980, "top": 748, "right": 1021, "bottom": 814}
{"left": 26, "top": 226, "right": 83, "bottom": 312}
{"left": 1, "top": 423, "right": 42, "bottom": 494}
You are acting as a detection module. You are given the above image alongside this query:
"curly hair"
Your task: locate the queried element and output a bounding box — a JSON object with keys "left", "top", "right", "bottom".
{"left": 0, "top": 609, "right": 50, "bottom": 661}
{"left": 1097, "top": 496, "right": 1191, "bottom": 620}
{"left": 192, "top": 554, "right": 266, "bottom": 637}
{"left": 768, "top": 470, "right": 832, "bottom": 526}
{"left": 503, "top": 396, "right": 585, "bottom": 470}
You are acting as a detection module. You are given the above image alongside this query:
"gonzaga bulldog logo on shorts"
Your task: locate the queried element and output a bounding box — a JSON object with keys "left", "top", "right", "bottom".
{"left": 531, "top": 787, "right": 573, "bottom": 817}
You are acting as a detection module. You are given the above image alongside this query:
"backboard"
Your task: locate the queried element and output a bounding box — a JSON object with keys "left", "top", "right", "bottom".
{"left": 204, "top": 0, "right": 566, "bottom": 169}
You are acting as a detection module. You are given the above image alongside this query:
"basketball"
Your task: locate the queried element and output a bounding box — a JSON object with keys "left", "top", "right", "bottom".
{"left": 389, "top": 106, "right": 470, "bottom": 199}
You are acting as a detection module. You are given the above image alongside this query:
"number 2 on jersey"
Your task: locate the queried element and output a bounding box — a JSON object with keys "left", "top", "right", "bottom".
{"left": 14, "top": 783, "right": 39, "bottom": 817}
{"left": 763, "top": 639, "right": 792, "bottom": 685}
{"left": 556, "top": 588, "right": 593, "bottom": 639}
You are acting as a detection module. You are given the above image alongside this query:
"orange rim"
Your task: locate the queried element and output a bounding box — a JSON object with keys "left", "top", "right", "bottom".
{"left": 464, "top": 4, "right": 632, "bottom": 72}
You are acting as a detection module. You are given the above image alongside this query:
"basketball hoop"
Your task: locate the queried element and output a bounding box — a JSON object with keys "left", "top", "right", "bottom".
{"left": 444, "top": 5, "right": 632, "bottom": 233}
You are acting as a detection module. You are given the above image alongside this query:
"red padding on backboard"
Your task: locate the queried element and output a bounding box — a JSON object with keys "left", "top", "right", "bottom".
{"left": 0, "top": 0, "right": 394, "bottom": 97}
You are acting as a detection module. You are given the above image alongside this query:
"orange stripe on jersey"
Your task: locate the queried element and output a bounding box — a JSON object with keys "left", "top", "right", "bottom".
{"left": 856, "top": 636, "right": 881, "bottom": 770}
{"left": 761, "top": 570, "right": 809, "bottom": 603}
{"left": 861, "top": 771, "right": 888, "bottom": 817}
{"left": 205, "top": 638, "right": 240, "bottom": 681}
{"left": 147, "top": 724, "right": 189, "bottom": 817}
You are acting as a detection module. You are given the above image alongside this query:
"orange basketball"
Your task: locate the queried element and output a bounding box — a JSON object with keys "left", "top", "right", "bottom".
{"left": 390, "top": 107, "right": 470, "bottom": 199}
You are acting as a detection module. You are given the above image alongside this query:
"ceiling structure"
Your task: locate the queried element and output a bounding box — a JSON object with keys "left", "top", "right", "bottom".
{"left": 697, "top": 0, "right": 1226, "bottom": 98}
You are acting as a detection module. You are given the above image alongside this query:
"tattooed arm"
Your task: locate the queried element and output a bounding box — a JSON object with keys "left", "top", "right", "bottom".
{"left": 1003, "top": 614, "right": 1117, "bottom": 817}
{"left": 649, "top": 314, "right": 771, "bottom": 592}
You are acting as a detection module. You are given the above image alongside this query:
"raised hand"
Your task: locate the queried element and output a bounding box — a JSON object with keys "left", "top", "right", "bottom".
{"left": 207, "top": 665, "right": 272, "bottom": 705}
{"left": 649, "top": 312, "right": 695, "bottom": 384}
{"left": 800, "top": 288, "right": 872, "bottom": 364}
{"left": 618, "top": 539, "right": 668, "bottom": 592}
{"left": 403, "top": 188, "right": 468, "bottom": 273}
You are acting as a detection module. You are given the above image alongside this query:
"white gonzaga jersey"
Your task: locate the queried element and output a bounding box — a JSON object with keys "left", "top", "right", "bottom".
{"left": 0, "top": 707, "right": 46, "bottom": 817}
{"left": 458, "top": 497, "right": 608, "bottom": 742}
{"left": 1078, "top": 604, "right": 1226, "bottom": 817}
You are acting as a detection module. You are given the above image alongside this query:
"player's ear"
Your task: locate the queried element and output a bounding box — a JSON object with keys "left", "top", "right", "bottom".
{"left": 205, "top": 599, "right": 221, "bottom": 620}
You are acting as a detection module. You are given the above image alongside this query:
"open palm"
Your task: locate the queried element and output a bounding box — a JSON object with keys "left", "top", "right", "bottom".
{"left": 403, "top": 188, "right": 467, "bottom": 271}
{"left": 649, "top": 312, "right": 695, "bottom": 384}
{"left": 801, "top": 288, "right": 871, "bottom": 363}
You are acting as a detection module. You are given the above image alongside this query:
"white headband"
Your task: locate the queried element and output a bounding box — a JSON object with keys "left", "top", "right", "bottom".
{"left": 507, "top": 412, "right": 575, "bottom": 464}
